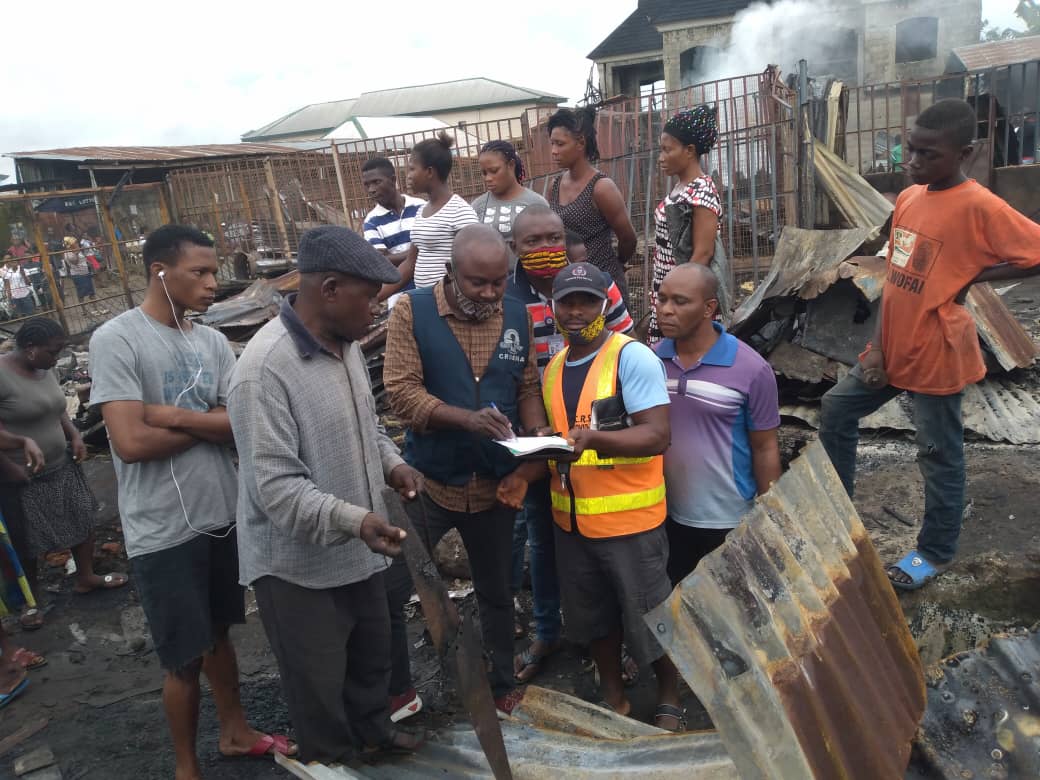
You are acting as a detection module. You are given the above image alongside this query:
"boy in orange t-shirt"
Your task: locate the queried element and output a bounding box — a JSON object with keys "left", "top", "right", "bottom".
{"left": 820, "top": 99, "right": 1040, "bottom": 591}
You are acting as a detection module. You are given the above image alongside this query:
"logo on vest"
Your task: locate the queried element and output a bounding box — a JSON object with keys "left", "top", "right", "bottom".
{"left": 498, "top": 328, "right": 526, "bottom": 363}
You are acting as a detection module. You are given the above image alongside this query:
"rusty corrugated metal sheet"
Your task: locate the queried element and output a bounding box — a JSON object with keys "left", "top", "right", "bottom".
{"left": 812, "top": 140, "right": 894, "bottom": 240}
{"left": 6, "top": 143, "right": 297, "bottom": 162}
{"left": 275, "top": 685, "right": 739, "bottom": 779}
{"left": 952, "top": 36, "right": 1040, "bottom": 70}
{"left": 966, "top": 282, "right": 1039, "bottom": 371}
{"left": 731, "top": 226, "right": 875, "bottom": 333}
{"left": 915, "top": 627, "right": 1040, "bottom": 778}
{"left": 646, "top": 440, "right": 926, "bottom": 780}
{"left": 781, "top": 377, "right": 1040, "bottom": 444}
{"left": 787, "top": 252, "right": 1036, "bottom": 374}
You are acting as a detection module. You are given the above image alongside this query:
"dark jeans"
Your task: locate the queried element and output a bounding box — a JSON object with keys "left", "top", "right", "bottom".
{"left": 12, "top": 297, "right": 34, "bottom": 317}
{"left": 819, "top": 368, "right": 965, "bottom": 564}
{"left": 509, "top": 479, "right": 562, "bottom": 644}
{"left": 253, "top": 573, "right": 391, "bottom": 764}
{"left": 387, "top": 492, "right": 516, "bottom": 698}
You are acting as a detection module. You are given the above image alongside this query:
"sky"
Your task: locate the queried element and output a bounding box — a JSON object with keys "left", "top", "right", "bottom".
{"left": 0, "top": 0, "right": 1026, "bottom": 182}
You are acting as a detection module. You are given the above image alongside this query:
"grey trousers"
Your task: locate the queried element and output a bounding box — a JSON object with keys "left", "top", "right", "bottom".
{"left": 253, "top": 573, "right": 391, "bottom": 764}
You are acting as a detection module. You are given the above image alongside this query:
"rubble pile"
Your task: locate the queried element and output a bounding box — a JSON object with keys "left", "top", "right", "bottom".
{"left": 731, "top": 226, "right": 1040, "bottom": 444}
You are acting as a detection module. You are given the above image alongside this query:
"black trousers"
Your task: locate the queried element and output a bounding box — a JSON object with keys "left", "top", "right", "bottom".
{"left": 387, "top": 492, "right": 516, "bottom": 698}
{"left": 253, "top": 573, "right": 391, "bottom": 764}
{"left": 665, "top": 519, "right": 732, "bottom": 586}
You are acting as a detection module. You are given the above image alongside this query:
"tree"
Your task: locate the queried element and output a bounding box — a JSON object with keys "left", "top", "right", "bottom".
{"left": 980, "top": 0, "right": 1040, "bottom": 41}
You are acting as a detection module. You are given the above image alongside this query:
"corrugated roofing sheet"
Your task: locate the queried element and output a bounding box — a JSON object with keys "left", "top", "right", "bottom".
{"left": 276, "top": 685, "right": 739, "bottom": 778}
{"left": 6, "top": 143, "right": 296, "bottom": 163}
{"left": 813, "top": 140, "right": 894, "bottom": 240}
{"left": 731, "top": 226, "right": 875, "bottom": 332}
{"left": 647, "top": 440, "right": 926, "bottom": 780}
{"left": 915, "top": 627, "right": 1040, "bottom": 778}
{"left": 242, "top": 99, "right": 359, "bottom": 141}
{"left": 966, "top": 282, "right": 1039, "bottom": 371}
{"left": 349, "top": 78, "right": 564, "bottom": 117}
{"left": 781, "top": 377, "right": 1040, "bottom": 444}
{"left": 952, "top": 35, "right": 1040, "bottom": 71}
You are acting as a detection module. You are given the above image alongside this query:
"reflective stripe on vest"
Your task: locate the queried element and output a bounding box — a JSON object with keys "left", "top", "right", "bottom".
{"left": 542, "top": 333, "right": 666, "bottom": 538}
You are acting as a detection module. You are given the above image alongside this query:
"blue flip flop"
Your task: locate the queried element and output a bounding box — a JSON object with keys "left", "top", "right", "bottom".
{"left": 0, "top": 677, "right": 28, "bottom": 710}
{"left": 888, "top": 550, "right": 947, "bottom": 591}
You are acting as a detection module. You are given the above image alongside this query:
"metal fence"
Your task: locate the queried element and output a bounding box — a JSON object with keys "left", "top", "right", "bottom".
{"left": 0, "top": 183, "right": 168, "bottom": 338}
{"left": 843, "top": 60, "right": 1040, "bottom": 181}
{"left": 165, "top": 71, "right": 796, "bottom": 323}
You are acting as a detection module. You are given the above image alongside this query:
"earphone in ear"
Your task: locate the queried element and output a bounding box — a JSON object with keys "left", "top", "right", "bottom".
{"left": 158, "top": 270, "right": 166, "bottom": 279}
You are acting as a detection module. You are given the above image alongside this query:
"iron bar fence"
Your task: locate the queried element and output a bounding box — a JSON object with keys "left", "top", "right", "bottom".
{"left": 843, "top": 61, "right": 1040, "bottom": 181}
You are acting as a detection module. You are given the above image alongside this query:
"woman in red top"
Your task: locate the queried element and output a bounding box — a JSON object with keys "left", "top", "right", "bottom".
{"left": 648, "top": 105, "right": 724, "bottom": 344}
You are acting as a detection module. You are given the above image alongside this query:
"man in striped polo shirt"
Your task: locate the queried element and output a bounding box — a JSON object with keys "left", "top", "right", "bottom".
{"left": 361, "top": 157, "right": 425, "bottom": 267}
{"left": 506, "top": 205, "right": 633, "bottom": 685}
{"left": 653, "top": 263, "right": 781, "bottom": 585}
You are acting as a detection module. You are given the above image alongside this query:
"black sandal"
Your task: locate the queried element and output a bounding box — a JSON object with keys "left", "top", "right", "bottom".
{"left": 653, "top": 704, "right": 687, "bottom": 733}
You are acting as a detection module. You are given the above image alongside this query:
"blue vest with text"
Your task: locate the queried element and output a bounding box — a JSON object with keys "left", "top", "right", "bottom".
{"left": 404, "top": 287, "right": 529, "bottom": 485}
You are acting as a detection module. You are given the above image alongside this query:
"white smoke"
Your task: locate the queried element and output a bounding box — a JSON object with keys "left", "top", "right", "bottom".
{"left": 695, "top": 0, "right": 862, "bottom": 85}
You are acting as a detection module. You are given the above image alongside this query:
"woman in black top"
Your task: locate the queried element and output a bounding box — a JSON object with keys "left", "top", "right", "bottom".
{"left": 547, "top": 107, "right": 636, "bottom": 299}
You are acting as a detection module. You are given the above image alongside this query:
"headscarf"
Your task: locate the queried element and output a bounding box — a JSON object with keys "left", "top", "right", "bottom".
{"left": 480, "top": 140, "right": 525, "bottom": 183}
{"left": 663, "top": 104, "right": 719, "bottom": 156}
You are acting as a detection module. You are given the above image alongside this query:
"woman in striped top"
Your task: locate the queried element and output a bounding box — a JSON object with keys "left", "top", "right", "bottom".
{"left": 382, "top": 132, "right": 477, "bottom": 297}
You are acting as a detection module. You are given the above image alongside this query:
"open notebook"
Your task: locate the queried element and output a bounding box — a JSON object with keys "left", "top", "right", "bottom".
{"left": 494, "top": 436, "right": 574, "bottom": 458}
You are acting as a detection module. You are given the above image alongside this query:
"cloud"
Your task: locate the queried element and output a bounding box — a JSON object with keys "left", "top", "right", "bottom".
{"left": 0, "top": 0, "right": 628, "bottom": 179}
{"left": 1, "top": 0, "right": 1012, "bottom": 182}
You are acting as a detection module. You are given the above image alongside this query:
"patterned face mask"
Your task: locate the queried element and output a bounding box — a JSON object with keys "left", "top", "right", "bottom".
{"left": 519, "top": 246, "right": 568, "bottom": 279}
{"left": 450, "top": 274, "right": 498, "bottom": 322}
{"left": 556, "top": 300, "right": 608, "bottom": 345}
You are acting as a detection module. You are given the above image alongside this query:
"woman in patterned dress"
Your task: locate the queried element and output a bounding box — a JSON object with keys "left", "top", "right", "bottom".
{"left": 547, "top": 107, "right": 636, "bottom": 301}
{"left": 648, "top": 105, "right": 724, "bottom": 344}
{"left": 0, "top": 318, "right": 127, "bottom": 630}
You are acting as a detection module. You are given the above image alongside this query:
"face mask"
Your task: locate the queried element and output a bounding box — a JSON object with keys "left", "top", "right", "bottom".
{"left": 450, "top": 274, "right": 498, "bottom": 322}
{"left": 557, "top": 300, "right": 608, "bottom": 345}
{"left": 518, "top": 246, "right": 568, "bottom": 279}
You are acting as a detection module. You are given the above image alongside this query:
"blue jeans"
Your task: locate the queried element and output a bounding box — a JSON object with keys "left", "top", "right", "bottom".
{"left": 510, "top": 479, "right": 561, "bottom": 643}
{"left": 819, "top": 367, "right": 965, "bottom": 564}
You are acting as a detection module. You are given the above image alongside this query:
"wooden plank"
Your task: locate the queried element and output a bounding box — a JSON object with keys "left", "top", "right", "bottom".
{"left": 0, "top": 718, "right": 48, "bottom": 758}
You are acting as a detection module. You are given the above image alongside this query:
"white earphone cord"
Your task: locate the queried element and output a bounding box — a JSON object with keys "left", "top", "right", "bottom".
{"left": 137, "top": 274, "right": 234, "bottom": 539}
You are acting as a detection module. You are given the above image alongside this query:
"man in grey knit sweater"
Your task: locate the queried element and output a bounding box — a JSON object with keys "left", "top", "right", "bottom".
{"left": 228, "top": 226, "right": 424, "bottom": 764}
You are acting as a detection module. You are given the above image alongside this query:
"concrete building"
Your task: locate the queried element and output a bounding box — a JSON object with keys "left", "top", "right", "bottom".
{"left": 589, "top": 0, "right": 983, "bottom": 96}
{"left": 243, "top": 78, "right": 565, "bottom": 143}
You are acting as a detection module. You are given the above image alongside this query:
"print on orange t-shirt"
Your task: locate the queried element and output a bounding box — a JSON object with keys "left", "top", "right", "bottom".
{"left": 880, "top": 180, "right": 1040, "bottom": 396}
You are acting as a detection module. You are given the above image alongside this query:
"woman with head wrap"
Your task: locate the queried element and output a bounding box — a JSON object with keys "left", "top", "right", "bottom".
{"left": 647, "top": 105, "right": 725, "bottom": 344}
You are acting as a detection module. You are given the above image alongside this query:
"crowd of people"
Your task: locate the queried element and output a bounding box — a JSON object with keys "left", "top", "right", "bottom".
{"left": 1, "top": 226, "right": 110, "bottom": 320}
{"left": 0, "top": 97, "right": 1037, "bottom": 777}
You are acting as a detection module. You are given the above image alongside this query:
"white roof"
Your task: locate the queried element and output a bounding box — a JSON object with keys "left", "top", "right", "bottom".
{"left": 324, "top": 116, "right": 450, "bottom": 140}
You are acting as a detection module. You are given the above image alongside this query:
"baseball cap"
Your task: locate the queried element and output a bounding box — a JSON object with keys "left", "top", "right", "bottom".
{"left": 551, "top": 262, "right": 609, "bottom": 302}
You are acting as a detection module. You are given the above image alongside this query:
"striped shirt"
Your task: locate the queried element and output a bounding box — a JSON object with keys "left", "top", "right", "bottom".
{"left": 507, "top": 266, "right": 634, "bottom": 374}
{"left": 363, "top": 195, "right": 426, "bottom": 254}
{"left": 411, "top": 194, "right": 478, "bottom": 288}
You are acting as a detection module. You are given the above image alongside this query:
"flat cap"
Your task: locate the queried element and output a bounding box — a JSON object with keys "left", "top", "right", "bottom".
{"left": 297, "top": 225, "right": 400, "bottom": 284}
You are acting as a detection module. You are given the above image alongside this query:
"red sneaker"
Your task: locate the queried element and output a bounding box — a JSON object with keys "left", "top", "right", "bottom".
{"left": 494, "top": 686, "right": 526, "bottom": 719}
{"left": 389, "top": 688, "right": 423, "bottom": 723}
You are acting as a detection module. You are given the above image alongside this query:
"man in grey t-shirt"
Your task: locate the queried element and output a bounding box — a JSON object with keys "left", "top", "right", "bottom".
{"left": 90, "top": 225, "right": 296, "bottom": 779}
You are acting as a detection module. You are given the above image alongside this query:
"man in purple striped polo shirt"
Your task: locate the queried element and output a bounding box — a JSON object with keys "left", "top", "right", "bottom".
{"left": 653, "top": 264, "right": 782, "bottom": 585}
